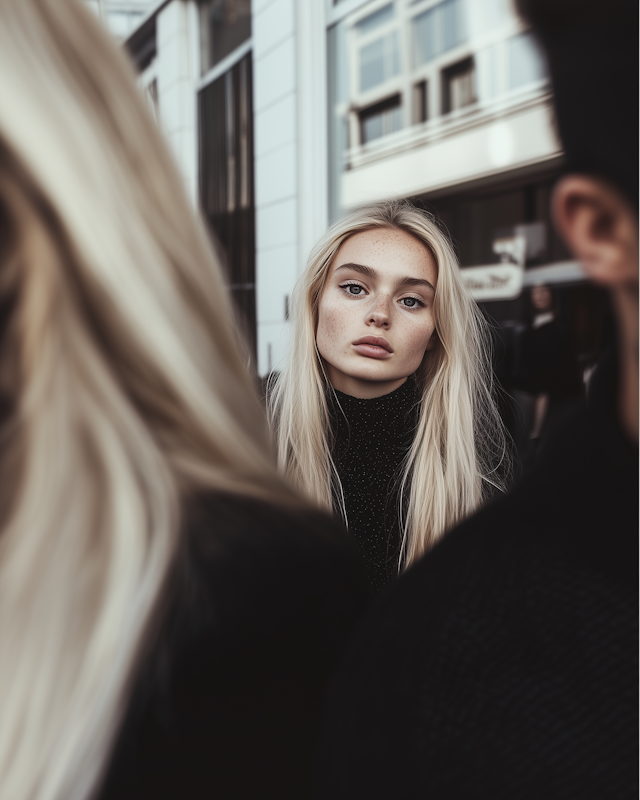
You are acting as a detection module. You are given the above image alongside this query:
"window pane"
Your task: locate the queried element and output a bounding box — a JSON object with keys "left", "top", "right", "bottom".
{"left": 363, "top": 114, "right": 384, "bottom": 142}
{"left": 442, "top": 57, "right": 475, "bottom": 113}
{"left": 414, "top": 6, "right": 438, "bottom": 65}
{"left": 360, "top": 38, "right": 386, "bottom": 91}
{"left": 476, "top": 44, "right": 500, "bottom": 102}
{"left": 450, "top": 69, "right": 474, "bottom": 109}
{"left": 414, "top": 0, "right": 466, "bottom": 67}
{"left": 201, "top": 0, "right": 251, "bottom": 73}
{"left": 360, "top": 31, "right": 400, "bottom": 91}
{"left": 468, "top": 0, "right": 509, "bottom": 37}
{"left": 357, "top": 3, "right": 395, "bottom": 36}
{"left": 443, "top": 0, "right": 465, "bottom": 51}
{"left": 388, "top": 106, "right": 403, "bottom": 133}
{"left": 508, "top": 32, "right": 546, "bottom": 90}
{"left": 198, "top": 53, "right": 256, "bottom": 353}
{"left": 360, "top": 96, "right": 402, "bottom": 143}
{"left": 390, "top": 30, "right": 401, "bottom": 75}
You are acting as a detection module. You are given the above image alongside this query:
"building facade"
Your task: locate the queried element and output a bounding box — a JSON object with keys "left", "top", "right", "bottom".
{"left": 112, "top": 0, "right": 604, "bottom": 384}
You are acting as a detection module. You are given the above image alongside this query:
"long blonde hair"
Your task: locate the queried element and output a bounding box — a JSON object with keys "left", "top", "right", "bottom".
{"left": 268, "top": 200, "right": 509, "bottom": 566}
{"left": 0, "top": 2, "right": 295, "bottom": 799}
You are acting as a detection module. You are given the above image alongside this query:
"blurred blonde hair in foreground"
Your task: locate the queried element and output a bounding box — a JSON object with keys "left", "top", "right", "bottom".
{"left": 0, "top": 1, "right": 294, "bottom": 799}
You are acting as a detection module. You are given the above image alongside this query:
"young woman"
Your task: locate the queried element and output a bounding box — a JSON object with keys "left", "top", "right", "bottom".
{"left": 0, "top": 2, "right": 366, "bottom": 799}
{"left": 269, "top": 201, "right": 510, "bottom": 594}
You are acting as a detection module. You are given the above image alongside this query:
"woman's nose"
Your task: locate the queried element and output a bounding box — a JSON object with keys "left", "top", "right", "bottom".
{"left": 366, "top": 299, "right": 391, "bottom": 328}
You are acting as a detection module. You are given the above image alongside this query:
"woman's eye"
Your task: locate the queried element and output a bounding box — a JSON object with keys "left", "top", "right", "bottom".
{"left": 400, "top": 297, "right": 423, "bottom": 308}
{"left": 343, "top": 284, "right": 365, "bottom": 296}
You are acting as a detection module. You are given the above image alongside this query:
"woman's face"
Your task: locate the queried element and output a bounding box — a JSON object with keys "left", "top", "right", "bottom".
{"left": 316, "top": 227, "right": 438, "bottom": 399}
{"left": 530, "top": 284, "right": 553, "bottom": 312}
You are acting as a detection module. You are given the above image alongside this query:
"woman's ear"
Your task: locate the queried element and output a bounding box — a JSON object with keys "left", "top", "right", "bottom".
{"left": 552, "top": 175, "right": 638, "bottom": 288}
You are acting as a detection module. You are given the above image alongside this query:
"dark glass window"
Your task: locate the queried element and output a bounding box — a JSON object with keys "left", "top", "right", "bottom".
{"left": 126, "top": 16, "right": 156, "bottom": 72}
{"left": 359, "top": 94, "right": 402, "bottom": 144}
{"left": 198, "top": 53, "right": 256, "bottom": 356}
{"left": 200, "top": 0, "right": 251, "bottom": 74}
{"left": 413, "top": 80, "right": 428, "bottom": 124}
{"left": 441, "top": 56, "right": 476, "bottom": 113}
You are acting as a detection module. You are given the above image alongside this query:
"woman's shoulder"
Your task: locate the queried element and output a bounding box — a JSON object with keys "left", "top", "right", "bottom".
{"left": 100, "top": 491, "right": 368, "bottom": 799}
{"left": 172, "top": 490, "right": 368, "bottom": 646}
{"left": 184, "top": 490, "right": 357, "bottom": 574}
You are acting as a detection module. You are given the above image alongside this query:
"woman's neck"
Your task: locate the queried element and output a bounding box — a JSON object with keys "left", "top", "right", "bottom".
{"left": 326, "top": 373, "right": 408, "bottom": 400}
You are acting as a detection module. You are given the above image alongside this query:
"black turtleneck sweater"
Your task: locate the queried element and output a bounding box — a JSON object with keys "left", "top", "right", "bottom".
{"left": 329, "top": 378, "right": 420, "bottom": 595}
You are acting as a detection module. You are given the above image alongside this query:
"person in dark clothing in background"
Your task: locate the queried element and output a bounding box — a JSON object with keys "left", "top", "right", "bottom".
{"left": 317, "top": 0, "right": 638, "bottom": 797}
{"left": 268, "top": 201, "right": 510, "bottom": 596}
{"left": 0, "top": 2, "right": 367, "bottom": 799}
{"left": 514, "top": 283, "right": 584, "bottom": 465}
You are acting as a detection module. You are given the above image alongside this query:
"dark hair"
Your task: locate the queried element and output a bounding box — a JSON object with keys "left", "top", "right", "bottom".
{"left": 516, "top": 0, "right": 638, "bottom": 208}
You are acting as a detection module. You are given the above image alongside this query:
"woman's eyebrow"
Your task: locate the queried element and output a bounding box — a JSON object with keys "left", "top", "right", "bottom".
{"left": 335, "top": 262, "right": 376, "bottom": 278}
{"left": 400, "top": 276, "right": 436, "bottom": 292}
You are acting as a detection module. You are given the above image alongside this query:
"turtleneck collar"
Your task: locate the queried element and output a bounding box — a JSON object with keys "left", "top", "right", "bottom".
{"left": 329, "top": 377, "right": 420, "bottom": 443}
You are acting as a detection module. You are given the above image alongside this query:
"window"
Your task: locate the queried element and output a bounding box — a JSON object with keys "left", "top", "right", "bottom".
{"left": 359, "top": 95, "right": 402, "bottom": 144}
{"left": 199, "top": 53, "right": 256, "bottom": 355}
{"left": 475, "top": 44, "right": 500, "bottom": 102}
{"left": 508, "top": 32, "right": 546, "bottom": 90}
{"left": 442, "top": 57, "right": 475, "bottom": 113}
{"left": 413, "top": 80, "right": 428, "bottom": 123}
{"left": 413, "top": 0, "right": 466, "bottom": 67}
{"left": 200, "top": 0, "right": 251, "bottom": 74}
{"left": 357, "top": 3, "right": 395, "bottom": 34}
{"left": 356, "top": 4, "right": 400, "bottom": 92}
{"left": 359, "top": 31, "right": 401, "bottom": 91}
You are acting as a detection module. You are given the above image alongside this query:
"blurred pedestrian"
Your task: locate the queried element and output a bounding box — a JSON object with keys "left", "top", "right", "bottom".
{"left": 513, "top": 283, "right": 583, "bottom": 465}
{"left": 317, "top": 0, "right": 638, "bottom": 796}
{"left": 268, "top": 201, "right": 510, "bottom": 596}
{"left": 0, "top": 2, "right": 367, "bottom": 799}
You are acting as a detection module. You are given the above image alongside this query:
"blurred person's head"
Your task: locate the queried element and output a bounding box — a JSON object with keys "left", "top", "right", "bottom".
{"left": 516, "top": 0, "right": 638, "bottom": 439}
{"left": 0, "top": 1, "right": 296, "bottom": 799}
{"left": 268, "top": 200, "right": 510, "bottom": 566}
{"left": 530, "top": 284, "right": 554, "bottom": 313}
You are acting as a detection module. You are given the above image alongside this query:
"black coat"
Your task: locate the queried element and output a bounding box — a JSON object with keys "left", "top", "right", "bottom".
{"left": 318, "top": 351, "right": 638, "bottom": 799}
{"left": 98, "top": 493, "right": 368, "bottom": 799}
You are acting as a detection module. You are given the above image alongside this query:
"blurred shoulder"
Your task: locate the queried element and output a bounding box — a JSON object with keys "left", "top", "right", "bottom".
{"left": 178, "top": 490, "right": 368, "bottom": 628}
{"left": 184, "top": 490, "right": 356, "bottom": 569}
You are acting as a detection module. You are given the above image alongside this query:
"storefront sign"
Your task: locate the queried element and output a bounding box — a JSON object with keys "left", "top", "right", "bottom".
{"left": 462, "top": 233, "right": 525, "bottom": 300}
{"left": 461, "top": 263, "right": 524, "bottom": 300}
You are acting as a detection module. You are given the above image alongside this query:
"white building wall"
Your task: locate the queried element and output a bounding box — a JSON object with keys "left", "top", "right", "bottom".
{"left": 342, "top": 97, "right": 561, "bottom": 206}
{"left": 155, "top": 0, "right": 199, "bottom": 203}
{"left": 253, "top": 0, "right": 329, "bottom": 376}
{"left": 329, "top": 0, "right": 560, "bottom": 215}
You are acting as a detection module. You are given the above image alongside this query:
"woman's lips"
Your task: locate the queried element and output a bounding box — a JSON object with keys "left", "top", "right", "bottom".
{"left": 352, "top": 336, "right": 393, "bottom": 359}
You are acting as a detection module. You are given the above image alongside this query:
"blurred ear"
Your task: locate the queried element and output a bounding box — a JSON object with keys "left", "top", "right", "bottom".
{"left": 552, "top": 175, "right": 638, "bottom": 288}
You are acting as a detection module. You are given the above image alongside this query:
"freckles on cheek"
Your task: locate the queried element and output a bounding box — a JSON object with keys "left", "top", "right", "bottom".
{"left": 318, "top": 301, "right": 349, "bottom": 351}
{"left": 407, "top": 325, "right": 435, "bottom": 361}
